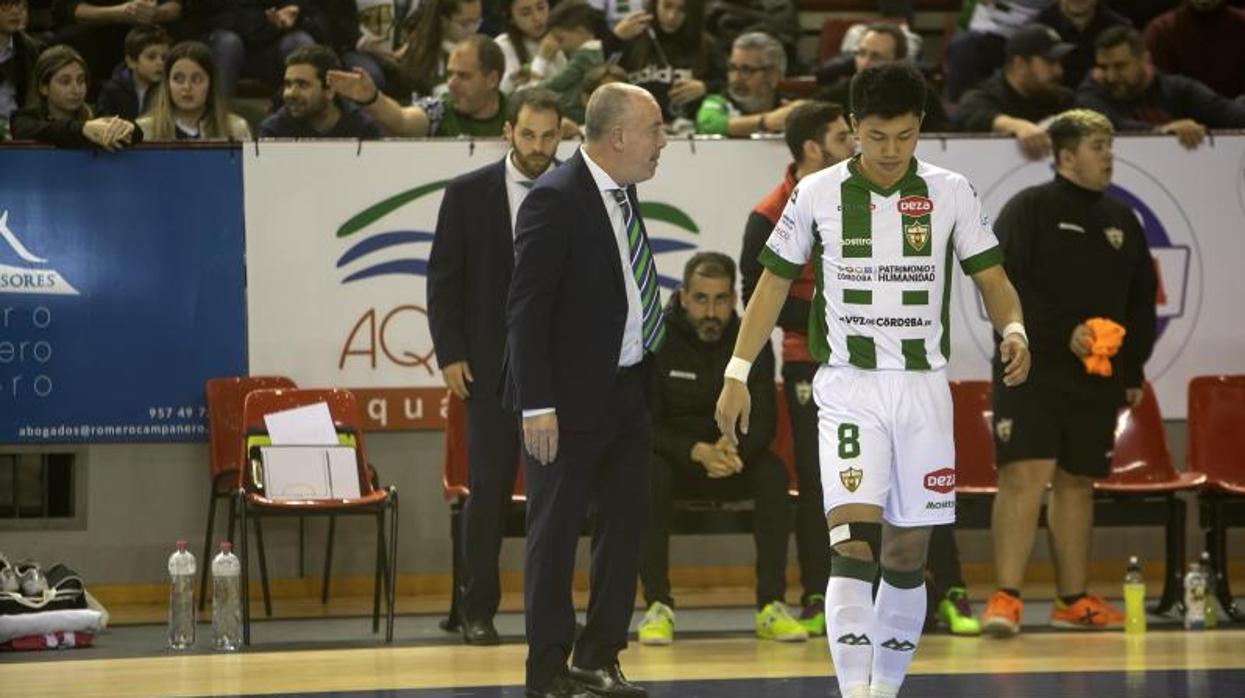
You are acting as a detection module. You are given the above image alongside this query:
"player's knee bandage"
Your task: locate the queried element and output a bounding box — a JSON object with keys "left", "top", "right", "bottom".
{"left": 829, "top": 521, "right": 882, "bottom": 560}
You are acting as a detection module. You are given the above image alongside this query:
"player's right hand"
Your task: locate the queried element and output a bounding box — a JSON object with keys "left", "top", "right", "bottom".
{"left": 1069, "top": 323, "right": 1094, "bottom": 358}
{"left": 442, "top": 361, "right": 473, "bottom": 400}
{"left": 715, "top": 379, "right": 751, "bottom": 448}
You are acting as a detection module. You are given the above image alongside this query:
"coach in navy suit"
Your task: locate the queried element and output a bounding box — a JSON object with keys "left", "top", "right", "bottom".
{"left": 427, "top": 88, "right": 564, "bottom": 646}
{"left": 504, "top": 83, "right": 669, "bottom": 698}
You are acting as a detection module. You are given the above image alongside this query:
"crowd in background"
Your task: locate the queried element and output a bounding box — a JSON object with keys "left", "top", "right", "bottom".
{"left": 2, "top": 0, "right": 1244, "bottom": 149}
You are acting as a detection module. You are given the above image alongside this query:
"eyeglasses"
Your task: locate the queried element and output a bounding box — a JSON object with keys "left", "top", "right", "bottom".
{"left": 727, "top": 63, "right": 773, "bottom": 78}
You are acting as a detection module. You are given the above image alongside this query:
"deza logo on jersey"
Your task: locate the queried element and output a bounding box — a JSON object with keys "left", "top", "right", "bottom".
{"left": 897, "top": 195, "right": 933, "bottom": 217}
{"left": 924, "top": 467, "right": 956, "bottom": 494}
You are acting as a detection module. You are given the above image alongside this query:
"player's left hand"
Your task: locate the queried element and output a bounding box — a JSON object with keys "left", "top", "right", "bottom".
{"left": 1125, "top": 387, "right": 1144, "bottom": 407}
{"left": 999, "top": 333, "right": 1030, "bottom": 387}
{"left": 715, "top": 379, "right": 751, "bottom": 447}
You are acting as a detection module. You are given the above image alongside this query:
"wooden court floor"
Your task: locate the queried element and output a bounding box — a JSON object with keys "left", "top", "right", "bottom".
{"left": 3, "top": 627, "right": 1244, "bottom": 698}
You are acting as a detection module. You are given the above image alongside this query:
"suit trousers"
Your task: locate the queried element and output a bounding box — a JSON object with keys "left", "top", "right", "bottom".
{"left": 461, "top": 392, "right": 522, "bottom": 623}
{"left": 783, "top": 361, "right": 831, "bottom": 606}
{"left": 523, "top": 365, "right": 652, "bottom": 690}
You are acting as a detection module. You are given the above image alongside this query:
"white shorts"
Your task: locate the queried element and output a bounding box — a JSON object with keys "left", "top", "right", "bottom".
{"left": 815, "top": 366, "right": 956, "bottom": 527}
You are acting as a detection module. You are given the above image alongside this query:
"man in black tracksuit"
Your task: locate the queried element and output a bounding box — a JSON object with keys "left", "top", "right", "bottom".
{"left": 982, "top": 108, "right": 1158, "bottom": 637}
{"left": 637, "top": 252, "right": 799, "bottom": 643}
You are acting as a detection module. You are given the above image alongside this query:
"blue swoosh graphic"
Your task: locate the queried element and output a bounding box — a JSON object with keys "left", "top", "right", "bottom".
{"left": 336, "top": 231, "right": 435, "bottom": 268}
{"left": 649, "top": 238, "right": 696, "bottom": 254}
{"left": 342, "top": 259, "right": 429, "bottom": 283}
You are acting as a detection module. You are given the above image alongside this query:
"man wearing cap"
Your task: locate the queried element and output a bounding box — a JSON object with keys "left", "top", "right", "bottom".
{"left": 954, "top": 24, "right": 1075, "bottom": 159}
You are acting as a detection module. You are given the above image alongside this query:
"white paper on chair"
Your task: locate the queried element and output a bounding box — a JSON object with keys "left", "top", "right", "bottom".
{"left": 261, "top": 446, "right": 361, "bottom": 499}
{"left": 263, "top": 402, "right": 339, "bottom": 445}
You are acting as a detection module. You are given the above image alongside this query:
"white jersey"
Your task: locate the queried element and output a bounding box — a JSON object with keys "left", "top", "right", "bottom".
{"left": 759, "top": 156, "right": 1001, "bottom": 372}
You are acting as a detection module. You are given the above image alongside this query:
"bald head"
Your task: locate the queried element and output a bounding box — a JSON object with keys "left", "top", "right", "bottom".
{"left": 584, "top": 83, "right": 654, "bottom": 142}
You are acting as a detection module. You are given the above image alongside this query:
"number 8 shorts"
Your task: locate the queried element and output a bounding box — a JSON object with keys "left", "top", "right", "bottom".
{"left": 815, "top": 365, "right": 957, "bottom": 527}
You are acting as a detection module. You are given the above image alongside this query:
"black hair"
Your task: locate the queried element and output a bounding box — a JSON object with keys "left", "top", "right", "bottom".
{"left": 682, "top": 251, "right": 736, "bottom": 290}
{"left": 461, "top": 33, "right": 506, "bottom": 79}
{"left": 1094, "top": 25, "right": 1145, "bottom": 55}
{"left": 506, "top": 86, "right": 562, "bottom": 124}
{"left": 849, "top": 62, "right": 925, "bottom": 121}
{"left": 124, "top": 25, "right": 171, "bottom": 60}
{"left": 784, "top": 100, "right": 844, "bottom": 161}
{"left": 861, "top": 22, "right": 907, "bottom": 61}
{"left": 285, "top": 45, "right": 342, "bottom": 84}
{"left": 546, "top": 1, "right": 601, "bottom": 33}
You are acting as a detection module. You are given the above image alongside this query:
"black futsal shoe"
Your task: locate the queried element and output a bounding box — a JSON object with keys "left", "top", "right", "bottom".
{"left": 569, "top": 664, "right": 648, "bottom": 697}
{"left": 526, "top": 675, "right": 593, "bottom": 698}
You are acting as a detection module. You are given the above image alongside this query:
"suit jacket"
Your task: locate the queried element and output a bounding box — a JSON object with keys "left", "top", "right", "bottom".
{"left": 504, "top": 149, "right": 648, "bottom": 432}
{"left": 427, "top": 158, "right": 515, "bottom": 399}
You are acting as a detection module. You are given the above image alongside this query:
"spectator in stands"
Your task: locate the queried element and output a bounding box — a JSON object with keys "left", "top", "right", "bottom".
{"left": 426, "top": 87, "right": 563, "bottom": 648}
{"left": 533, "top": 1, "right": 602, "bottom": 124}
{"left": 200, "top": 1, "right": 318, "bottom": 99}
{"left": 981, "top": 109, "right": 1156, "bottom": 639}
{"left": 258, "top": 44, "right": 380, "bottom": 138}
{"left": 1105, "top": 0, "right": 1180, "bottom": 29}
{"left": 616, "top": 0, "right": 724, "bottom": 124}
{"left": 738, "top": 101, "right": 854, "bottom": 640}
{"left": 696, "top": 31, "right": 804, "bottom": 137}
{"left": 945, "top": 0, "right": 1053, "bottom": 102}
{"left": 12, "top": 44, "right": 142, "bottom": 148}
{"left": 0, "top": 0, "right": 43, "bottom": 139}
{"left": 349, "top": 0, "right": 418, "bottom": 90}
{"left": 818, "top": 23, "right": 948, "bottom": 133}
{"left": 328, "top": 34, "right": 507, "bottom": 136}
{"left": 50, "top": 0, "right": 181, "bottom": 92}
{"left": 814, "top": 20, "right": 921, "bottom": 89}
{"left": 702, "top": 0, "right": 800, "bottom": 74}
{"left": 636, "top": 251, "right": 808, "bottom": 647}
{"left": 399, "top": 0, "right": 481, "bottom": 98}
{"left": 577, "top": 61, "right": 624, "bottom": 116}
{"left": 137, "top": 40, "right": 249, "bottom": 140}
{"left": 1077, "top": 25, "right": 1245, "bottom": 147}
{"left": 955, "top": 25, "right": 1075, "bottom": 159}
{"left": 95, "top": 24, "right": 167, "bottom": 119}
{"left": 1144, "top": 0, "right": 1245, "bottom": 99}
{"left": 1037, "top": 0, "right": 1131, "bottom": 87}
{"left": 495, "top": 0, "right": 565, "bottom": 94}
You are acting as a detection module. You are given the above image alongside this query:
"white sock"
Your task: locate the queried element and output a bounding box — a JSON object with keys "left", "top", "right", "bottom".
{"left": 870, "top": 568, "right": 927, "bottom": 697}
{"left": 825, "top": 556, "right": 878, "bottom": 695}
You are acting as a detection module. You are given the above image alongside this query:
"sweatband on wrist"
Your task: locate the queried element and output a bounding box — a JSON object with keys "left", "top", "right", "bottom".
{"left": 724, "top": 356, "right": 752, "bottom": 383}
{"left": 1002, "top": 322, "right": 1028, "bottom": 345}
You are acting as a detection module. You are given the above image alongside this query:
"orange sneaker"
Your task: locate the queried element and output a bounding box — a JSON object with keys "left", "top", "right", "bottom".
{"left": 1050, "top": 593, "right": 1125, "bottom": 630}
{"left": 982, "top": 590, "right": 1023, "bottom": 638}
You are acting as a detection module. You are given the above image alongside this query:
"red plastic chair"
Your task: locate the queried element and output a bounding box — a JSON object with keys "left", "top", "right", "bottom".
{"left": 237, "top": 388, "right": 398, "bottom": 644}
{"left": 1095, "top": 382, "right": 1204, "bottom": 614}
{"left": 1187, "top": 375, "right": 1245, "bottom": 621}
{"left": 200, "top": 376, "right": 295, "bottom": 612}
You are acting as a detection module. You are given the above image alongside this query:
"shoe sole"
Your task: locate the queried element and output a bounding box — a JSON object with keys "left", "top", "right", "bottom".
{"left": 981, "top": 617, "right": 1020, "bottom": 638}
{"left": 1050, "top": 619, "right": 1123, "bottom": 630}
{"left": 638, "top": 637, "right": 672, "bottom": 646}
{"left": 759, "top": 634, "right": 810, "bottom": 642}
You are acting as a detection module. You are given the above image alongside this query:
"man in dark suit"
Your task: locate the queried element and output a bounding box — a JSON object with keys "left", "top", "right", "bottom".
{"left": 505, "top": 83, "right": 668, "bottom": 698}
{"left": 427, "top": 88, "right": 564, "bottom": 646}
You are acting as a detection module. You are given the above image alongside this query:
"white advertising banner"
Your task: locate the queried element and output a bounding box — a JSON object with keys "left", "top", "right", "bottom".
{"left": 244, "top": 135, "right": 1245, "bottom": 427}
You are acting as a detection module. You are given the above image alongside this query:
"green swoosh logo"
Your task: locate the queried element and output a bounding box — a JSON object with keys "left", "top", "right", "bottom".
{"left": 640, "top": 202, "right": 699, "bottom": 234}
{"left": 336, "top": 181, "right": 450, "bottom": 238}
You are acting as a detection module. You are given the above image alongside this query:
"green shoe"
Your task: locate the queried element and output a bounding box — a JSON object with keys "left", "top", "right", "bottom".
{"left": 798, "top": 594, "right": 826, "bottom": 636}
{"left": 938, "top": 587, "right": 982, "bottom": 636}
{"left": 756, "top": 602, "right": 810, "bottom": 642}
{"left": 637, "top": 601, "right": 674, "bottom": 646}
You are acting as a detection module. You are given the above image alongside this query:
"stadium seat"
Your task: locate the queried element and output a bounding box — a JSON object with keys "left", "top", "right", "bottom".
{"left": 1187, "top": 375, "right": 1245, "bottom": 621}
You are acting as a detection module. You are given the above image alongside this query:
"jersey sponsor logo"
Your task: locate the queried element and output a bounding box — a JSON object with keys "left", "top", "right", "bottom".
{"left": 904, "top": 221, "right": 931, "bottom": 252}
{"left": 837, "top": 265, "right": 873, "bottom": 282}
{"left": 837, "top": 202, "right": 876, "bottom": 212}
{"left": 839, "top": 315, "right": 932, "bottom": 328}
{"left": 1104, "top": 227, "right": 1124, "bottom": 250}
{"left": 924, "top": 467, "right": 956, "bottom": 493}
{"left": 842, "top": 237, "right": 873, "bottom": 247}
{"left": 898, "top": 195, "right": 933, "bottom": 217}
{"left": 840, "top": 466, "right": 863, "bottom": 492}
{"left": 881, "top": 638, "right": 917, "bottom": 652}
{"left": 996, "top": 418, "right": 1013, "bottom": 443}
{"left": 926, "top": 500, "right": 955, "bottom": 510}
{"left": 878, "top": 263, "right": 935, "bottom": 283}
{"left": 668, "top": 370, "right": 696, "bottom": 380}
{"left": 795, "top": 380, "right": 812, "bottom": 406}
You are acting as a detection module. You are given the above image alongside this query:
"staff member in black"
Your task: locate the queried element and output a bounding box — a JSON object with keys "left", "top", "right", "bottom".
{"left": 504, "top": 82, "right": 668, "bottom": 698}
{"left": 981, "top": 108, "right": 1157, "bottom": 638}
{"left": 427, "top": 88, "right": 564, "bottom": 645}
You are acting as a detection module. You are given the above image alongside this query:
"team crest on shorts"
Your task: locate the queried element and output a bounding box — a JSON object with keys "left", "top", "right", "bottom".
{"left": 1104, "top": 227, "right": 1124, "bottom": 250}
{"left": 904, "top": 221, "right": 930, "bottom": 252}
{"left": 996, "top": 418, "right": 1013, "bottom": 443}
{"left": 840, "top": 467, "right": 863, "bottom": 492}
{"left": 795, "top": 381, "right": 812, "bottom": 406}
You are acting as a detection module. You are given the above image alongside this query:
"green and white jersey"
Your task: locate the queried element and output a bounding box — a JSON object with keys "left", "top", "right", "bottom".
{"left": 759, "top": 156, "right": 1002, "bottom": 371}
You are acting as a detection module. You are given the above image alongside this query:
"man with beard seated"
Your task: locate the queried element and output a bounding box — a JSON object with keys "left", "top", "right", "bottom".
{"left": 695, "top": 31, "right": 804, "bottom": 137}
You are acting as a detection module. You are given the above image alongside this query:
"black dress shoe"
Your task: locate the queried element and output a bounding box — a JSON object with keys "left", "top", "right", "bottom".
{"left": 568, "top": 664, "right": 647, "bottom": 697}
{"left": 461, "top": 617, "right": 501, "bottom": 646}
{"left": 525, "top": 675, "right": 592, "bottom": 698}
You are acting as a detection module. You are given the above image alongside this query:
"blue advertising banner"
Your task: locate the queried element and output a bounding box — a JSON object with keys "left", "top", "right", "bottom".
{"left": 0, "top": 148, "right": 246, "bottom": 443}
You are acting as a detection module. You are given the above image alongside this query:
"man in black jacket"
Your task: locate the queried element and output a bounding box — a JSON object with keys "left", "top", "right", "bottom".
{"left": 981, "top": 108, "right": 1157, "bottom": 638}
{"left": 636, "top": 252, "right": 805, "bottom": 646}
{"left": 0, "top": 0, "right": 43, "bottom": 138}
{"left": 1076, "top": 25, "right": 1245, "bottom": 149}
{"left": 258, "top": 45, "right": 380, "bottom": 138}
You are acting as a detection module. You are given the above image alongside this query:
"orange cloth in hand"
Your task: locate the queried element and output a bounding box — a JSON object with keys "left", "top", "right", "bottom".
{"left": 1082, "top": 317, "right": 1126, "bottom": 377}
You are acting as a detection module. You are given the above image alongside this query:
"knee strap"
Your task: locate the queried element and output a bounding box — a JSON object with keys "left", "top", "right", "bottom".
{"left": 829, "top": 521, "right": 882, "bottom": 561}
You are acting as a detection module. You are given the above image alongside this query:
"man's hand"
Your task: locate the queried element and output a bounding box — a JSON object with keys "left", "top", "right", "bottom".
{"left": 524, "top": 412, "right": 559, "bottom": 465}
{"left": 612, "top": 11, "right": 653, "bottom": 40}
{"left": 669, "top": 79, "right": 706, "bottom": 107}
{"left": 1070, "top": 323, "right": 1093, "bottom": 358}
{"left": 124, "top": 0, "right": 157, "bottom": 24}
{"left": 326, "top": 68, "right": 378, "bottom": 103}
{"left": 714, "top": 435, "right": 743, "bottom": 473}
{"left": 691, "top": 442, "right": 735, "bottom": 478}
{"left": 1160, "top": 119, "right": 1206, "bottom": 149}
{"left": 537, "top": 33, "right": 561, "bottom": 60}
{"left": 999, "top": 333, "right": 1030, "bottom": 387}
{"left": 715, "top": 379, "right": 751, "bottom": 448}
{"left": 1125, "top": 387, "right": 1144, "bottom": 407}
{"left": 1013, "top": 120, "right": 1051, "bottom": 160}
{"left": 442, "top": 361, "right": 473, "bottom": 399}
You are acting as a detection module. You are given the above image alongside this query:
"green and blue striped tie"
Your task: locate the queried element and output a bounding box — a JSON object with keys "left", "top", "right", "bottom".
{"left": 611, "top": 188, "right": 665, "bottom": 353}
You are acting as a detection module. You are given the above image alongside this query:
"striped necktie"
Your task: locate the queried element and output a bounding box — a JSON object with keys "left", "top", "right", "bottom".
{"left": 611, "top": 188, "right": 665, "bottom": 353}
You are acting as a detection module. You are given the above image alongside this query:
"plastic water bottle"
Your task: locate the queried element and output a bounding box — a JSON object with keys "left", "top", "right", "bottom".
{"left": 211, "top": 541, "right": 243, "bottom": 651}
{"left": 1183, "top": 560, "right": 1206, "bottom": 630}
{"left": 1200, "top": 551, "right": 1218, "bottom": 629}
{"left": 1123, "top": 556, "right": 1146, "bottom": 635}
{"left": 167, "top": 540, "right": 196, "bottom": 649}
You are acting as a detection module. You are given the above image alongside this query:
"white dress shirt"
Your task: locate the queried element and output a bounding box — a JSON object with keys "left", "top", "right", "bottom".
{"left": 504, "top": 150, "right": 536, "bottom": 235}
